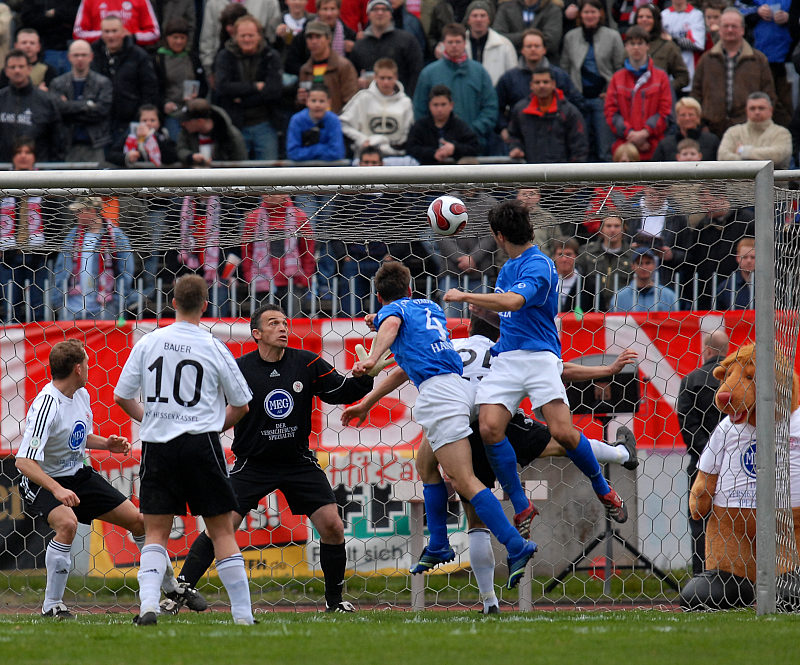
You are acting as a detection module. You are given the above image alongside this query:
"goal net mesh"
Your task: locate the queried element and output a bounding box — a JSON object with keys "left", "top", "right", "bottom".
{"left": 0, "top": 168, "right": 795, "bottom": 613}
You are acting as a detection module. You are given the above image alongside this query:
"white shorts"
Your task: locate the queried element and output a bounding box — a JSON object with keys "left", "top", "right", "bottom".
{"left": 475, "top": 350, "right": 568, "bottom": 415}
{"left": 414, "top": 373, "right": 473, "bottom": 452}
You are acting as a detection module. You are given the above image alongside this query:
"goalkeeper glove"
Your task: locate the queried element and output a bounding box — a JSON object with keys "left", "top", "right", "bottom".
{"left": 354, "top": 343, "right": 393, "bottom": 377}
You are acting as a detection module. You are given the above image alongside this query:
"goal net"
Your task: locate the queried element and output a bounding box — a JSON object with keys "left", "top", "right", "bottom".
{"left": 0, "top": 162, "right": 793, "bottom": 614}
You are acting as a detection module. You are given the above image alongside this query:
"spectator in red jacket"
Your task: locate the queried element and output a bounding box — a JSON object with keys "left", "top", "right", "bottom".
{"left": 604, "top": 26, "right": 673, "bottom": 161}
{"left": 73, "top": 0, "right": 161, "bottom": 48}
{"left": 241, "top": 194, "right": 316, "bottom": 316}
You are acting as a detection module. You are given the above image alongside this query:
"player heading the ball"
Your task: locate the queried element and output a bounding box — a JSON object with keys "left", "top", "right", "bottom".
{"left": 444, "top": 200, "right": 628, "bottom": 523}
{"left": 353, "top": 261, "right": 537, "bottom": 589}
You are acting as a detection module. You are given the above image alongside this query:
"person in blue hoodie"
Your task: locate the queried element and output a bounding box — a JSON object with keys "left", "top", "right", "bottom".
{"left": 286, "top": 82, "right": 346, "bottom": 161}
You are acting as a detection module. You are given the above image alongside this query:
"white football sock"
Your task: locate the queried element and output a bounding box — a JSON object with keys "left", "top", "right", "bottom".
{"left": 468, "top": 529, "right": 498, "bottom": 611}
{"left": 43, "top": 539, "right": 72, "bottom": 613}
{"left": 138, "top": 544, "right": 168, "bottom": 615}
{"left": 216, "top": 554, "right": 253, "bottom": 624}
{"left": 589, "top": 438, "right": 628, "bottom": 465}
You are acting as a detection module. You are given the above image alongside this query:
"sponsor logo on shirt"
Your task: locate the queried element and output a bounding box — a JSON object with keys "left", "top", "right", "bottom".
{"left": 741, "top": 440, "right": 757, "bottom": 479}
{"left": 69, "top": 421, "right": 87, "bottom": 451}
{"left": 264, "top": 389, "right": 293, "bottom": 419}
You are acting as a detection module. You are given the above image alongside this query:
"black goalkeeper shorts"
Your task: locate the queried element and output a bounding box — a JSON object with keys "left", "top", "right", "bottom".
{"left": 229, "top": 454, "right": 336, "bottom": 518}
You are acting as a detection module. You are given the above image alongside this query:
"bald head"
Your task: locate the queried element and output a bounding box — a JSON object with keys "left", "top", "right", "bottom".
{"left": 68, "top": 39, "right": 93, "bottom": 75}
{"left": 703, "top": 330, "right": 729, "bottom": 362}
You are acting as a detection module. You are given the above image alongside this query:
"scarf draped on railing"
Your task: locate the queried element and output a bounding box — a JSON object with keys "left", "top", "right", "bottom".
{"left": 179, "top": 195, "right": 221, "bottom": 283}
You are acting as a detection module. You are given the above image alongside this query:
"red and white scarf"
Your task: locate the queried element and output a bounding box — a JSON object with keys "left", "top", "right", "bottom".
{"left": 70, "top": 221, "right": 118, "bottom": 305}
{"left": 0, "top": 197, "right": 44, "bottom": 250}
{"left": 124, "top": 132, "right": 162, "bottom": 166}
{"left": 242, "top": 201, "right": 303, "bottom": 292}
{"left": 179, "top": 195, "right": 221, "bottom": 284}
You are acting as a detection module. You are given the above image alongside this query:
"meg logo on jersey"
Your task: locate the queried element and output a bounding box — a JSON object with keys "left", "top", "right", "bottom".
{"left": 265, "top": 389, "right": 294, "bottom": 418}
{"left": 69, "top": 421, "right": 87, "bottom": 451}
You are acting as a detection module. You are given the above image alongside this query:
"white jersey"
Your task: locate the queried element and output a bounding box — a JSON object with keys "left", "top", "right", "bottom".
{"left": 453, "top": 335, "right": 494, "bottom": 385}
{"left": 698, "top": 409, "right": 800, "bottom": 509}
{"left": 16, "top": 383, "right": 92, "bottom": 478}
{"left": 661, "top": 5, "right": 705, "bottom": 88}
{"left": 114, "top": 321, "right": 253, "bottom": 442}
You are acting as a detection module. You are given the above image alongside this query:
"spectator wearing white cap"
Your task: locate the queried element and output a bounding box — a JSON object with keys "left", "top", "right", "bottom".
{"left": 350, "top": 0, "right": 424, "bottom": 94}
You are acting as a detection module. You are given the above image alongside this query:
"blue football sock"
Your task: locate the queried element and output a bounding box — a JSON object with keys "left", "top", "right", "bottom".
{"left": 484, "top": 438, "right": 529, "bottom": 514}
{"left": 469, "top": 488, "right": 527, "bottom": 559}
{"left": 423, "top": 482, "right": 450, "bottom": 551}
{"left": 564, "top": 433, "right": 610, "bottom": 495}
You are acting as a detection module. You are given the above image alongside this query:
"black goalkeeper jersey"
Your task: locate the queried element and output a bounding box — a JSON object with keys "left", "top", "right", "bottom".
{"left": 232, "top": 348, "right": 374, "bottom": 464}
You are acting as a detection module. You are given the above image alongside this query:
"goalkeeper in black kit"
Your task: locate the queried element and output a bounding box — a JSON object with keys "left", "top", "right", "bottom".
{"left": 164, "top": 304, "right": 377, "bottom": 614}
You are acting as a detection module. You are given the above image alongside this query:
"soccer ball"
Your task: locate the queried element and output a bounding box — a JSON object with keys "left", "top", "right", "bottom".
{"left": 427, "top": 195, "right": 468, "bottom": 236}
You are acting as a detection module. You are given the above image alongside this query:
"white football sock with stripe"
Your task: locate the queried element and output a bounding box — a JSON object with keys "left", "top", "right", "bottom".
{"left": 468, "top": 529, "right": 498, "bottom": 612}
{"left": 133, "top": 535, "right": 179, "bottom": 593}
{"left": 138, "top": 544, "right": 168, "bottom": 615}
{"left": 217, "top": 554, "right": 253, "bottom": 624}
{"left": 43, "top": 539, "right": 72, "bottom": 613}
{"left": 589, "top": 438, "right": 628, "bottom": 465}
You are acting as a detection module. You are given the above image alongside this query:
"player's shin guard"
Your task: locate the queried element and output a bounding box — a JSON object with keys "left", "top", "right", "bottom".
{"left": 177, "top": 531, "right": 215, "bottom": 589}
{"left": 133, "top": 535, "right": 178, "bottom": 593}
{"left": 469, "top": 488, "right": 529, "bottom": 559}
{"left": 564, "top": 433, "right": 610, "bottom": 495}
{"left": 320, "top": 542, "right": 347, "bottom": 606}
{"left": 468, "top": 528, "right": 498, "bottom": 611}
{"left": 43, "top": 539, "right": 72, "bottom": 613}
{"left": 216, "top": 554, "right": 253, "bottom": 624}
{"left": 422, "top": 482, "right": 450, "bottom": 551}
{"left": 138, "top": 544, "right": 168, "bottom": 615}
{"left": 484, "top": 438, "right": 529, "bottom": 514}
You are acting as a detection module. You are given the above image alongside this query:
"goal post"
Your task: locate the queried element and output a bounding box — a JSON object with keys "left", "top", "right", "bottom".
{"left": 1, "top": 160, "right": 792, "bottom": 614}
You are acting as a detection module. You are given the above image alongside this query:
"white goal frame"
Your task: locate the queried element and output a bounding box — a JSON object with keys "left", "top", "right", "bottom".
{"left": 0, "top": 161, "right": 780, "bottom": 613}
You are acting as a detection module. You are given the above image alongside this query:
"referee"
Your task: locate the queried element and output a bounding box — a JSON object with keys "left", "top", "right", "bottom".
{"left": 169, "top": 303, "right": 375, "bottom": 613}
{"left": 114, "top": 275, "right": 255, "bottom": 625}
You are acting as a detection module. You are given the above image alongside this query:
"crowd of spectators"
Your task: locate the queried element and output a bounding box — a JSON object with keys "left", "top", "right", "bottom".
{"left": 0, "top": 0, "right": 795, "bottom": 322}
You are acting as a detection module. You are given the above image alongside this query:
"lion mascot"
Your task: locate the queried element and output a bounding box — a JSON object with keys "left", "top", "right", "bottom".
{"left": 680, "top": 343, "right": 800, "bottom": 610}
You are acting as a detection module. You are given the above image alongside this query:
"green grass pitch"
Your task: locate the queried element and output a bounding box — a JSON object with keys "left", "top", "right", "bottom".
{"left": 3, "top": 610, "right": 799, "bottom": 665}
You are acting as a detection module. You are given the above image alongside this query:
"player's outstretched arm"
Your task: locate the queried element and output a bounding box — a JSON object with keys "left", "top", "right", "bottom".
{"left": 113, "top": 395, "right": 144, "bottom": 423}
{"left": 561, "top": 348, "right": 638, "bottom": 382}
{"left": 353, "top": 316, "right": 400, "bottom": 376}
{"left": 443, "top": 288, "right": 525, "bottom": 312}
{"left": 86, "top": 433, "right": 132, "bottom": 455}
{"left": 341, "top": 366, "right": 410, "bottom": 426}
{"left": 15, "top": 458, "right": 80, "bottom": 507}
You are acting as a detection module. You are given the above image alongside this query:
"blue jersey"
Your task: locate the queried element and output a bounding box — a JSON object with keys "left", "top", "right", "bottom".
{"left": 493, "top": 245, "right": 561, "bottom": 357}
{"left": 373, "top": 298, "right": 463, "bottom": 387}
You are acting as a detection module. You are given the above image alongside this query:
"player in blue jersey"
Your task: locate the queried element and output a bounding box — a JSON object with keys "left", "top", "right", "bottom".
{"left": 353, "top": 261, "right": 537, "bottom": 589}
{"left": 444, "top": 200, "right": 628, "bottom": 523}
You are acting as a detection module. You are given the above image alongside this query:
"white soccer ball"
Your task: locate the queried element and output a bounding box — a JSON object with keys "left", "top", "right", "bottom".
{"left": 427, "top": 195, "right": 468, "bottom": 236}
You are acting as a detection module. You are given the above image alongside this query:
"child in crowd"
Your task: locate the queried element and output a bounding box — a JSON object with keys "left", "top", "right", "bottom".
{"left": 286, "top": 83, "right": 345, "bottom": 161}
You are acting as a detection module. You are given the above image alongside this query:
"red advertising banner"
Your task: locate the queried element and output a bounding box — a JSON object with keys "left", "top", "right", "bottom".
{"left": 0, "top": 311, "right": 759, "bottom": 573}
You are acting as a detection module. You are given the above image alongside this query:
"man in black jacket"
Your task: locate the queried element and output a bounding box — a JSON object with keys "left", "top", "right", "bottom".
{"left": 50, "top": 39, "right": 113, "bottom": 163}
{"left": 507, "top": 65, "right": 588, "bottom": 164}
{"left": 406, "top": 84, "right": 479, "bottom": 164}
{"left": 176, "top": 98, "right": 248, "bottom": 165}
{"left": 0, "top": 50, "right": 63, "bottom": 162}
{"left": 349, "top": 0, "right": 423, "bottom": 95}
{"left": 90, "top": 15, "right": 158, "bottom": 139}
{"left": 165, "top": 304, "right": 376, "bottom": 614}
{"left": 214, "top": 15, "right": 283, "bottom": 160}
{"left": 676, "top": 329, "right": 728, "bottom": 575}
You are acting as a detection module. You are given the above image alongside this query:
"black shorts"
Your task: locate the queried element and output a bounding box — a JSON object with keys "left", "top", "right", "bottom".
{"left": 140, "top": 432, "right": 238, "bottom": 517}
{"left": 230, "top": 455, "right": 336, "bottom": 518}
{"left": 24, "top": 466, "right": 127, "bottom": 525}
{"left": 468, "top": 411, "right": 551, "bottom": 488}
